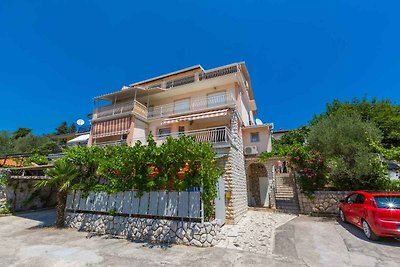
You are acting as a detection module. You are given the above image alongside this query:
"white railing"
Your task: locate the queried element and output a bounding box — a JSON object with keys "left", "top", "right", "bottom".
{"left": 95, "top": 100, "right": 147, "bottom": 119}
{"left": 95, "top": 139, "right": 127, "bottom": 147}
{"left": 132, "top": 127, "right": 232, "bottom": 146}
{"left": 147, "top": 93, "right": 235, "bottom": 119}
{"left": 164, "top": 65, "right": 239, "bottom": 90}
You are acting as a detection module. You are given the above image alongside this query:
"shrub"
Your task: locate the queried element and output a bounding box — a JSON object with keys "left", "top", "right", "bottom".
{"left": 61, "top": 134, "right": 222, "bottom": 219}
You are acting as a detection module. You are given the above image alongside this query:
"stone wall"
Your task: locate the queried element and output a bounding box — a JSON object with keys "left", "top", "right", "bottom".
{"left": 0, "top": 185, "right": 6, "bottom": 210}
{"left": 223, "top": 112, "right": 248, "bottom": 224}
{"left": 65, "top": 212, "right": 222, "bottom": 247}
{"left": 297, "top": 191, "right": 350, "bottom": 214}
{"left": 4, "top": 179, "right": 57, "bottom": 212}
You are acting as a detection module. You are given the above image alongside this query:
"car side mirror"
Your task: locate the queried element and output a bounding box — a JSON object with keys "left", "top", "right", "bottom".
{"left": 339, "top": 199, "right": 345, "bottom": 203}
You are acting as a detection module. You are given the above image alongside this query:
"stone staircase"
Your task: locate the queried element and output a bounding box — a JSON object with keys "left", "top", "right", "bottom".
{"left": 274, "top": 173, "right": 300, "bottom": 214}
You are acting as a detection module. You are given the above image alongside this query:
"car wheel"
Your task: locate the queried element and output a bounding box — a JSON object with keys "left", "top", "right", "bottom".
{"left": 339, "top": 209, "right": 347, "bottom": 223}
{"left": 362, "top": 220, "right": 379, "bottom": 241}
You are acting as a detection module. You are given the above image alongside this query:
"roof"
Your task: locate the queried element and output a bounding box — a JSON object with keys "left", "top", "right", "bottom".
{"left": 0, "top": 158, "right": 24, "bottom": 167}
{"left": 67, "top": 134, "right": 90, "bottom": 143}
{"left": 242, "top": 123, "right": 273, "bottom": 130}
{"left": 94, "top": 62, "right": 253, "bottom": 101}
{"left": 129, "top": 65, "right": 205, "bottom": 87}
{"left": 273, "top": 129, "right": 290, "bottom": 134}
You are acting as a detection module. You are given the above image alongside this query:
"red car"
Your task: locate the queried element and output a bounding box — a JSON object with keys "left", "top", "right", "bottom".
{"left": 339, "top": 191, "right": 400, "bottom": 240}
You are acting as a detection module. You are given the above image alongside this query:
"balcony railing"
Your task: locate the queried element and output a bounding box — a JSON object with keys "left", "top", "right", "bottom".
{"left": 93, "top": 64, "right": 241, "bottom": 120}
{"left": 95, "top": 100, "right": 147, "bottom": 119}
{"left": 132, "top": 127, "right": 232, "bottom": 146}
{"left": 164, "top": 65, "right": 239, "bottom": 90}
{"left": 147, "top": 92, "right": 235, "bottom": 119}
{"left": 95, "top": 139, "right": 127, "bottom": 147}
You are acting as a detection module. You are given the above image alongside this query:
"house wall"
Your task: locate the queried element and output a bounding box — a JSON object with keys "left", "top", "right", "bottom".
{"left": 242, "top": 127, "right": 272, "bottom": 154}
{"left": 140, "top": 83, "right": 235, "bottom": 107}
{"left": 222, "top": 112, "right": 248, "bottom": 223}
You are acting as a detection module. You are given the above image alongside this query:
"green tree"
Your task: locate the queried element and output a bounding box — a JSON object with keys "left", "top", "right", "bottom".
{"left": 55, "top": 122, "right": 68, "bottom": 135}
{"left": 312, "top": 97, "right": 400, "bottom": 147}
{"left": 36, "top": 159, "right": 79, "bottom": 227}
{"left": 12, "top": 128, "right": 32, "bottom": 140}
{"left": 308, "top": 113, "right": 389, "bottom": 190}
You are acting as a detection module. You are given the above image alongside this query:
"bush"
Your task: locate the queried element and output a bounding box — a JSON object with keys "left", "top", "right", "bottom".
{"left": 290, "top": 147, "right": 327, "bottom": 195}
{"left": 307, "top": 113, "right": 389, "bottom": 190}
{"left": 25, "top": 154, "right": 49, "bottom": 166}
{"left": 62, "top": 134, "right": 222, "bottom": 219}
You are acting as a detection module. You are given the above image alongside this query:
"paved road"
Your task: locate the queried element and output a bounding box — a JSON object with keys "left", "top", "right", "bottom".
{"left": 1, "top": 210, "right": 399, "bottom": 266}
{"left": 274, "top": 215, "right": 400, "bottom": 267}
{"left": 0, "top": 210, "right": 300, "bottom": 267}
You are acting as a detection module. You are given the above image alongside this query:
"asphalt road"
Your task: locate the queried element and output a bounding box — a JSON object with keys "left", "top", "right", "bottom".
{"left": 274, "top": 215, "right": 400, "bottom": 267}
{"left": 1, "top": 210, "right": 399, "bottom": 266}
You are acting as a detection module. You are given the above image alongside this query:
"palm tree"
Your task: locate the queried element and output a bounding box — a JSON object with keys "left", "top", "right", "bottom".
{"left": 37, "top": 159, "right": 79, "bottom": 228}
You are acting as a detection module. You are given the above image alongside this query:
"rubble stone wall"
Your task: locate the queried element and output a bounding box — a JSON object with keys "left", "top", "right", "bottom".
{"left": 65, "top": 212, "right": 222, "bottom": 247}
{"left": 298, "top": 191, "right": 350, "bottom": 214}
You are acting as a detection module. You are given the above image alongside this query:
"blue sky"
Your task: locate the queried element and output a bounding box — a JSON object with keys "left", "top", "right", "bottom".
{"left": 1, "top": 1, "right": 400, "bottom": 134}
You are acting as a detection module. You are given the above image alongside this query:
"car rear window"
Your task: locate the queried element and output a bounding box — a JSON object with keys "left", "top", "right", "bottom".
{"left": 374, "top": 196, "right": 400, "bottom": 209}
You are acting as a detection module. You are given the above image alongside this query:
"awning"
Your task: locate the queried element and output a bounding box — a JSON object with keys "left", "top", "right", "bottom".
{"left": 92, "top": 116, "right": 132, "bottom": 138}
{"left": 161, "top": 109, "right": 229, "bottom": 125}
{"left": 67, "top": 134, "right": 90, "bottom": 144}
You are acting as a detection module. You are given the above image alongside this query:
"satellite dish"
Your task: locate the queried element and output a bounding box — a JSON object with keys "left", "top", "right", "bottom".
{"left": 76, "top": 119, "right": 85, "bottom": 126}
{"left": 255, "top": 118, "right": 263, "bottom": 125}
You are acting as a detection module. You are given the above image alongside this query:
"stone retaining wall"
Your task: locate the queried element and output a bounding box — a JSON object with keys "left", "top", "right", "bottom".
{"left": 297, "top": 191, "right": 350, "bottom": 214}
{"left": 2, "top": 179, "right": 56, "bottom": 212}
{"left": 0, "top": 186, "right": 6, "bottom": 210}
{"left": 65, "top": 212, "right": 222, "bottom": 247}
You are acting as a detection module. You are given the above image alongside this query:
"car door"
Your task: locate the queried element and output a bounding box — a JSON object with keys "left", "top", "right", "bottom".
{"left": 343, "top": 194, "right": 358, "bottom": 223}
{"left": 352, "top": 194, "right": 366, "bottom": 227}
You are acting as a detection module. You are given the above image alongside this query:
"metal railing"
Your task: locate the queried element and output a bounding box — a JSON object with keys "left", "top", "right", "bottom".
{"left": 147, "top": 92, "right": 235, "bottom": 119}
{"left": 95, "top": 139, "right": 127, "bottom": 147}
{"left": 132, "top": 127, "right": 232, "bottom": 146}
{"left": 93, "top": 64, "right": 241, "bottom": 120}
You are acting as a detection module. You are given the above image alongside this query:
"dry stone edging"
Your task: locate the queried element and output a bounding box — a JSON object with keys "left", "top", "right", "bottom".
{"left": 65, "top": 212, "right": 222, "bottom": 247}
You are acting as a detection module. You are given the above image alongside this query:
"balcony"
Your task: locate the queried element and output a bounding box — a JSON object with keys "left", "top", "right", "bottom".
{"left": 94, "top": 100, "right": 147, "bottom": 120}
{"left": 132, "top": 127, "right": 232, "bottom": 147}
{"left": 94, "top": 139, "right": 127, "bottom": 147}
{"left": 163, "top": 65, "right": 239, "bottom": 90}
{"left": 147, "top": 92, "right": 235, "bottom": 120}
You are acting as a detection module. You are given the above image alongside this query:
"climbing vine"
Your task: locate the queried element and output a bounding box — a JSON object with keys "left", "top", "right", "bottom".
{"left": 62, "top": 134, "right": 223, "bottom": 219}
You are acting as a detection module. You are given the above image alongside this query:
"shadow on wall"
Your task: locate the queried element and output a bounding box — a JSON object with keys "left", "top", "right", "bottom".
{"left": 247, "top": 163, "right": 268, "bottom": 207}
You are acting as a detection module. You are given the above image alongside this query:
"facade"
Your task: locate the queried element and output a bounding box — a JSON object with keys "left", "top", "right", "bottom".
{"left": 89, "top": 62, "right": 272, "bottom": 223}
{"left": 272, "top": 129, "right": 290, "bottom": 141}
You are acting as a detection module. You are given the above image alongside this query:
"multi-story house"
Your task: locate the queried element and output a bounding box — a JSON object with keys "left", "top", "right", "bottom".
{"left": 89, "top": 62, "right": 272, "bottom": 223}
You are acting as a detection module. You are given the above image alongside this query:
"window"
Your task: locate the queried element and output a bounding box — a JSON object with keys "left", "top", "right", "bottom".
{"left": 251, "top": 132, "right": 260, "bottom": 143}
{"left": 355, "top": 194, "right": 365, "bottom": 204}
{"left": 174, "top": 99, "right": 190, "bottom": 114}
{"left": 158, "top": 128, "right": 171, "bottom": 138}
{"left": 346, "top": 194, "right": 357, "bottom": 204}
{"left": 207, "top": 92, "right": 226, "bottom": 108}
{"left": 374, "top": 196, "right": 400, "bottom": 209}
